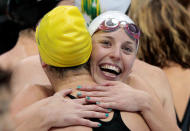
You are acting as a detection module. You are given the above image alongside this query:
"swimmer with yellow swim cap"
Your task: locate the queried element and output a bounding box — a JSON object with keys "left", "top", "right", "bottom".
{"left": 36, "top": 5, "right": 92, "bottom": 67}
{"left": 13, "top": 6, "right": 109, "bottom": 130}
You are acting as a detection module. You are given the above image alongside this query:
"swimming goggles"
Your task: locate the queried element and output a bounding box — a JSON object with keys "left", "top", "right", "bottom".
{"left": 98, "top": 18, "right": 140, "bottom": 43}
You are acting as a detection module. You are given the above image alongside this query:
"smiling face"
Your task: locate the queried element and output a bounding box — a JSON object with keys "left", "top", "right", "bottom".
{"left": 90, "top": 28, "right": 137, "bottom": 84}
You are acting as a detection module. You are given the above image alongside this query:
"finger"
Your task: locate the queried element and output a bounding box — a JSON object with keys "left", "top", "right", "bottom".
{"left": 78, "top": 119, "right": 102, "bottom": 128}
{"left": 83, "top": 105, "right": 110, "bottom": 113}
{"left": 96, "top": 102, "right": 116, "bottom": 109}
{"left": 76, "top": 85, "right": 106, "bottom": 91}
{"left": 85, "top": 96, "right": 110, "bottom": 103}
{"left": 54, "top": 89, "right": 72, "bottom": 97}
{"left": 82, "top": 111, "right": 109, "bottom": 119}
{"left": 77, "top": 91, "right": 108, "bottom": 98}
{"left": 73, "top": 98, "right": 88, "bottom": 104}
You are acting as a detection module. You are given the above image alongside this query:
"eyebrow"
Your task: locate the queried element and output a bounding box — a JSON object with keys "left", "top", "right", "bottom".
{"left": 123, "top": 41, "right": 137, "bottom": 48}
{"left": 123, "top": 41, "right": 134, "bottom": 45}
{"left": 104, "top": 36, "right": 114, "bottom": 40}
{"left": 103, "top": 35, "right": 134, "bottom": 44}
{"left": 101, "top": 34, "right": 136, "bottom": 47}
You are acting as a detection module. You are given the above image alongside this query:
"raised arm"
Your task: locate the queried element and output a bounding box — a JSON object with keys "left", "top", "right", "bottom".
{"left": 76, "top": 71, "right": 180, "bottom": 131}
{"left": 12, "top": 86, "right": 109, "bottom": 130}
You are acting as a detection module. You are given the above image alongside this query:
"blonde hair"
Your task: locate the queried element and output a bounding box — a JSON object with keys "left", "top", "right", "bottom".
{"left": 128, "top": 0, "right": 190, "bottom": 68}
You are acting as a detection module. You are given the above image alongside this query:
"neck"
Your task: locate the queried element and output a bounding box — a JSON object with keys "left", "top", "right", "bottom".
{"left": 164, "top": 61, "right": 181, "bottom": 69}
{"left": 13, "top": 29, "right": 38, "bottom": 56}
{"left": 52, "top": 71, "right": 96, "bottom": 97}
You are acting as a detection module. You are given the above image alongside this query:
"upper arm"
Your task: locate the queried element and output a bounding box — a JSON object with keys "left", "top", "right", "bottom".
{"left": 10, "top": 55, "right": 50, "bottom": 96}
{"left": 11, "top": 85, "right": 54, "bottom": 117}
{"left": 158, "top": 70, "right": 176, "bottom": 121}
{"left": 147, "top": 67, "right": 176, "bottom": 121}
{"left": 132, "top": 60, "right": 176, "bottom": 121}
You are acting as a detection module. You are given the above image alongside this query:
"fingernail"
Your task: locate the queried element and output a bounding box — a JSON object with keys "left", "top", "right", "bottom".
{"left": 86, "top": 96, "right": 90, "bottom": 100}
{"left": 77, "top": 85, "right": 82, "bottom": 89}
{"left": 77, "top": 92, "right": 82, "bottom": 96}
{"left": 96, "top": 101, "right": 100, "bottom": 104}
{"left": 105, "top": 113, "right": 109, "bottom": 117}
{"left": 108, "top": 108, "right": 112, "bottom": 112}
{"left": 98, "top": 123, "right": 102, "bottom": 127}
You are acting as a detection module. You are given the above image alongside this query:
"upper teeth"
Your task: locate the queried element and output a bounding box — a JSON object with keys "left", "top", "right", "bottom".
{"left": 101, "top": 64, "right": 120, "bottom": 73}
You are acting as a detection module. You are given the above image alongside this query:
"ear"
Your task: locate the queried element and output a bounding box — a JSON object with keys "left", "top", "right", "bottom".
{"left": 41, "top": 61, "right": 47, "bottom": 68}
{"left": 39, "top": 55, "right": 47, "bottom": 68}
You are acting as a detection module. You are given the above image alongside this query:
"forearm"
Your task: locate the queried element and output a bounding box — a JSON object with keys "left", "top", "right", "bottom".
{"left": 140, "top": 94, "right": 180, "bottom": 131}
{"left": 14, "top": 100, "right": 51, "bottom": 131}
{"left": 15, "top": 120, "right": 48, "bottom": 131}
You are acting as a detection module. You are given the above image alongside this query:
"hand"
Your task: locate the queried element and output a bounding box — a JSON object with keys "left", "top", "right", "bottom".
{"left": 76, "top": 81, "right": 149, "bottom": 112}
{"left": 16, "top": 89, "right": 110, "bottom": 130}
{"left": 45, "top": 89, "right": 109, "bottom": 128}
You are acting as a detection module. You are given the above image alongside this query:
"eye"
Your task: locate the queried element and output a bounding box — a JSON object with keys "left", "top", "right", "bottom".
{"left": 122, "top": 46, "right": 134, "bottom": 54}
{"left": 100, "top": 40, "right": 112, "bottom": 48}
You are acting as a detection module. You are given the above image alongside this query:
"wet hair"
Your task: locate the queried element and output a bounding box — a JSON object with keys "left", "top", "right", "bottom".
{"left": 128, "top": 0, "right": 190, "bottom": 68}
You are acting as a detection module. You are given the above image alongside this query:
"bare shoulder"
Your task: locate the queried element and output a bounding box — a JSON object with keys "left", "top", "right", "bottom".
{"left": 133, "top": 59, "right": 166, "bottom": 77}
{"left": 11, "top": 84, "right": 54, "bottom": 117}
{"left": 133, "top": 59, "right": 170, "bottom": 86}
{"left": 0, "top": 50, "right": 13, "bottom": 70}
{"left": 132, "top": 59, "right": 172, "bottom": 104}
{"left": 132, "top": 59, "right": 176, "bottom": 119}
{"left": 10, "top": 55, "right": 50, "bottom": 95}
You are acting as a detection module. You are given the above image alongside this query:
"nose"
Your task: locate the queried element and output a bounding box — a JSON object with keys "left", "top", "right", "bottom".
{"left": 110, "top": 47, "right": 121, "bottom": 61}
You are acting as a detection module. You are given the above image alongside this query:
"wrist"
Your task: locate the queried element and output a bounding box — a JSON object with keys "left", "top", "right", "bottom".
{"left": 16, "top": 109, "right": 49, "bottom": 131}
{"left": 138, "top": 91, "right": 153, "bottom": 113}
{"left": 38, "top": 106, "right": 54, "bottom": 130}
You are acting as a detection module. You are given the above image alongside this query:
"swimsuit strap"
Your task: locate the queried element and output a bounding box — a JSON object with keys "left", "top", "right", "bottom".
{"left": 176, "top": 97, "right": 190, "bottom": 131}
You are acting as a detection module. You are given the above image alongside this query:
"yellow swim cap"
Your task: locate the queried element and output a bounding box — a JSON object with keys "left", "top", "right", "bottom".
{"left": 36, "top": 6, "right": 92, "bottom": 67}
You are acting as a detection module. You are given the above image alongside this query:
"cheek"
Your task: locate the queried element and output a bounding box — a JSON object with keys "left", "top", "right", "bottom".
{"left": 123, "top": 55, "right": 136, "bottom": 72}
{"left": 91, "top": 44, "right": 104, "bottom": 64}
{"left": 90, "top": 44, "right": 105, "bottom": 74}
{"left": 90, "top": 46, "right": 98, "bottom": 74}
{"left": 90, "top": 48, "right": 97, "bottom": 65}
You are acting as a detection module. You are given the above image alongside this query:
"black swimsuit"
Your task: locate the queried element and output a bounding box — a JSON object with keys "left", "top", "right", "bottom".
{"left": 91, "top": 110, "right": 131, "bottom": 131}
{"left": 176, "top": 98, "right": 190, "bottom": 131}
{"left": 68, "top": 95, "right": 131, "bottom": 131}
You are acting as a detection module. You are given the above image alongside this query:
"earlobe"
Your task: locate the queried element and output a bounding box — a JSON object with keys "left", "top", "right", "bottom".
{"left": 42, "top": 62, "right": 47, "bottom": 68}
{"left": 39, "top": 56, "right": 47, "bottom": 68}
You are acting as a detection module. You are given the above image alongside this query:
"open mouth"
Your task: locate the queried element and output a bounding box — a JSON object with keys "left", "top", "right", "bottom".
{"left": 99, "top": 63, "right": 122, "bottom": 77}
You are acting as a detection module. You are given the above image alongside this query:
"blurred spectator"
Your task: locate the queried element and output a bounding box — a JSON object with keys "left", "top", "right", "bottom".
{"left": 75, "top": 0, "right": 131, "bottom": 25}
{"left": 0, "top": 68, "right": 13, "bottom": 131}
{"left": 128, "top": 0, "right": 190, "bottom": 130}
{"left": 0, "top": 19, "right": 20, "bottom": 56}
{"left": 0, "top": 0, "right": 61, "bottom": 71}
{"left": 0, "top": 0, "right": 65, "bottom": 130}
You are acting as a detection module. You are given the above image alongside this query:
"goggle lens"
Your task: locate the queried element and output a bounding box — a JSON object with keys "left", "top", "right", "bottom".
{"left": 105, "top": 19, "right": 119, "bottom": 28}
{"left": 128, "top": 24, "right": 138, "bottom": 34}
{"left": 98, "top": 18, "right": 140, "bottom": 43}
